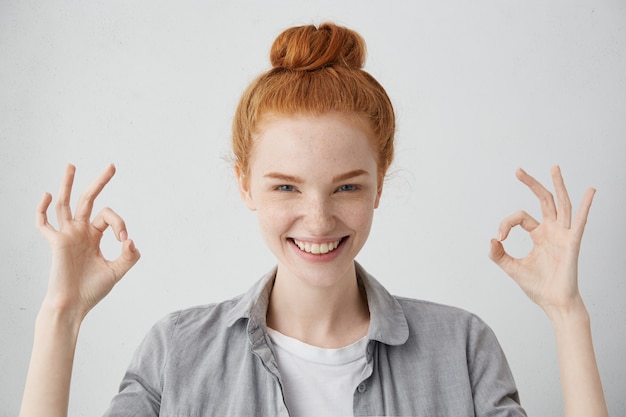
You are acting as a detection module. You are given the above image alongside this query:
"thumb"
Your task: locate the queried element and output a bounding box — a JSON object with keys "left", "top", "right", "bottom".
{"left": 489, "top": 238, "right": 514, "bottom": 273}
{"left": 110, "top": 238, "right": 141, "bottom": 282}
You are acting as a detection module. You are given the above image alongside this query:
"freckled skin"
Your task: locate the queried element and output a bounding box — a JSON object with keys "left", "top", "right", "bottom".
{"left": 237, "top": 112, "right": 382, "bottom": 292}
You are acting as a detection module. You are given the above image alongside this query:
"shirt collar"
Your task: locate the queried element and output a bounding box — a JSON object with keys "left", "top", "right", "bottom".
{"left": 225, "top": 263, "right": 409, "bottom": 347}
{"left": 224, "top": 266, "right": 277, "bottom": 328}
{"left": 355, "top": 262, "right": 409, "bottom": 346}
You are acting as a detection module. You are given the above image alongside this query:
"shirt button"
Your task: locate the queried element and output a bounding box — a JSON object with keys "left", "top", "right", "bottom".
{"left": 357, "top": 383, "right": 367, "bottom": 393}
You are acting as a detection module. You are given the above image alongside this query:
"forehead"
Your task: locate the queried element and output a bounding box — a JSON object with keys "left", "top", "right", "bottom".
{"left": 250, "top": 112, "right": 377, "bottom": 173}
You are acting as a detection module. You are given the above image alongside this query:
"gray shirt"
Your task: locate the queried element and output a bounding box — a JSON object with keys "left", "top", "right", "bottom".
{"left": 103, "top": 263, "right": 527, "bottom": 416}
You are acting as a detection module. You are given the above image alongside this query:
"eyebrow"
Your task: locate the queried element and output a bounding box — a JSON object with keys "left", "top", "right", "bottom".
{"left": 263, "top": 172, "right": 303, "bottom": 183}
{"left": 263, "top": 169, "right": 369, "bottom": 183}
{"left": 331, "top": 169, "right": 369, "bottom": 183}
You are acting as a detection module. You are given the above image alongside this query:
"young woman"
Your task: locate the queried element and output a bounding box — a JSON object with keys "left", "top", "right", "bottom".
{"left": 20, "top": 22, "right": 607, "bottom": 417}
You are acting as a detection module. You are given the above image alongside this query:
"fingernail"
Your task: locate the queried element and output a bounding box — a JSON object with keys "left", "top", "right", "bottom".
{"left": 120, "top": 230, "right": 128, "bottom": 241}
{"left": 497, "top": 231, "right": 503, "bottom": 241}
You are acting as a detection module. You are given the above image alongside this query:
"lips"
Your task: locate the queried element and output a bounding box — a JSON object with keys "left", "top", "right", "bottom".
{"left": 291, "top": 238, "right": 344, "bottom": 254}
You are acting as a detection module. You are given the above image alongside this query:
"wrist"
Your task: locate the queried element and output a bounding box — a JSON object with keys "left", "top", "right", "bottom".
{"left": 37, "top": 298, "right": 85, "bottom": 335}
{"left": 543, "top": 295, "right": 591, "bottom": 332}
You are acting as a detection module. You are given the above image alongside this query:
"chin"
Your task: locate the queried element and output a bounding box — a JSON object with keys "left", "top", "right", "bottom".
{"left": 279, "top": 258, "right": 358, "bottom": 290}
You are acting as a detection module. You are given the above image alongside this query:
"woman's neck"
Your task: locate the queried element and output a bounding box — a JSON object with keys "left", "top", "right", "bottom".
{"left": 266, "top": 265, "right": 370, "bottom": 348}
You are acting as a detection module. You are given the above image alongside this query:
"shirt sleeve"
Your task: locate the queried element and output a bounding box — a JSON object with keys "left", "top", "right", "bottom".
{"left": 467, "top": 314, "right": 528, "bottom": 417}
{"left": 101, "top": 312, "right": 178, "bottom": 417}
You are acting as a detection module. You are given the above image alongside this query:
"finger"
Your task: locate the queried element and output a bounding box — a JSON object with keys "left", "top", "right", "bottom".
{"left": 55, "top": 164, "right": 76, "bottom": 225}
{"left": 74, "top": 164, "right": 116, "bottom": 222}
{"left": 572, "top": 187, "right": 596, "bottom": 237}
{"left": 516, "top": 167, "right": 557, "bottom": 221}
{"left": 551, "top": 165, "right": 572, "bottom": 228}
{"left": 109, "top": 238, "right": 141, "bottom": 283}
{"left": 36, "top": 192, "right": 57, "bottom": 240}
{"left": 92, "top": 207, "right": 128, "bottom": 241}
{"left": 496, "top": 210, "right": 540, "bottom": 241}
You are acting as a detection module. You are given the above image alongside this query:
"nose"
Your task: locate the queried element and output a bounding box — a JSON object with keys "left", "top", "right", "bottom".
{"left": 302, "top": 195, "right": 336, "bottom": 236}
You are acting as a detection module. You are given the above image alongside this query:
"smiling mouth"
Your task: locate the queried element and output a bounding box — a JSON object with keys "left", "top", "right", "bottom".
{"left": 291, "top": 238, "right": 345, "bottom": 254}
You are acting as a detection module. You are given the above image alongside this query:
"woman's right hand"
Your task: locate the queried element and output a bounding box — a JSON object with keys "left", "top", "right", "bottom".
{"left": 37, "top": 164, "right": 141, "bottom": 321}
{"left": 19, "top": 164, "right": 140, "bottom": 417}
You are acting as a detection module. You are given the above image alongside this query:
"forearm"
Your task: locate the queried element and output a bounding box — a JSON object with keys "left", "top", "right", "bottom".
{"left": 19, "top": 303, "right": 83, "bottom": 417}
{"left": 547, "top": 297, "right": 608, "bottom": 417}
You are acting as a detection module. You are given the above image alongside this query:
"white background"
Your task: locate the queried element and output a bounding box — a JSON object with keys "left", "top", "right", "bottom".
{"left": 1, "top": 0, "right": 625, "bottom": 415}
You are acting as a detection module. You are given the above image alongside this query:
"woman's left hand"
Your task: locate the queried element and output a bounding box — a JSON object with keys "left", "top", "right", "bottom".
{"left": 489, "top": 166, "right": 596, "bottom": 316}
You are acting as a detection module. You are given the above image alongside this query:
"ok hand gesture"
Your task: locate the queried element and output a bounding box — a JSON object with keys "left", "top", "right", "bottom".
{"left": 489, "top": 166, "right": 595, "bottom": 317}
{"left": 36, "top": 164, "right": 141, "bottom": 321}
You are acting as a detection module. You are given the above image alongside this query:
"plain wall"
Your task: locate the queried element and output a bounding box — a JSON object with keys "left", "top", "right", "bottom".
{"left": 1, "top": 0, "right": 625, "bottom": 415}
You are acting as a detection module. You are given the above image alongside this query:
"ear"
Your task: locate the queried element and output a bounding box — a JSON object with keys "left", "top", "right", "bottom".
{"left": 235, "top": 165, "right": 257, "bottom": 211}
{"left": 374, "top": 182, "right": 383, "bottom": 208}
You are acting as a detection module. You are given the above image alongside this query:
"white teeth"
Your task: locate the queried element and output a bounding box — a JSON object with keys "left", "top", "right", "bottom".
{"left": 294, "top": 239, "right": 341, "bottom": 254}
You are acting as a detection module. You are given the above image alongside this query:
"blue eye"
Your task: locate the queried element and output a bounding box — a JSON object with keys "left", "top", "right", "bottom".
{"left": 277, "top": 185, "right": 295, "bottom": 192}
{"left": 337, "top": 184, "right": 358, "bottom": 192}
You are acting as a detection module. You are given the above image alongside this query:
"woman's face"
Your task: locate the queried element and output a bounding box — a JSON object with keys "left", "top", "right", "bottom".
{"left": 238, "top": 112, "right": 382, "bottom": 289}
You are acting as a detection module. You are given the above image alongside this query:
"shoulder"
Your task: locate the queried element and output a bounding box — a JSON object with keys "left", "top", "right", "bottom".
{"left": 394, "top": 296, "right": 499, "bottom": 348}
{"left": 128, "top": 294, "right": 253, "bottom": 372}
{"left": 150, "top": 294, "right": 246, "bottom": 341}
{"left": 357, "top": 263, "right": 494, "bottom": 346}
{"left": 394, "top": 296, "right": 484, "bottom": 324}
{"left": 149, "top": 268, "right": 276, "bottom": 340}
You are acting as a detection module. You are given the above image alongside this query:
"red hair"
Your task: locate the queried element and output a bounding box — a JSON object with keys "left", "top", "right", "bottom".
{"left": 232, "top": 22, "right": 395, "bottom": 185}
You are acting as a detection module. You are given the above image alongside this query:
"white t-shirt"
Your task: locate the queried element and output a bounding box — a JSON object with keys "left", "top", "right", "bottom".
{"left": 267, "top": 328, "right": 368, "bottom": 417}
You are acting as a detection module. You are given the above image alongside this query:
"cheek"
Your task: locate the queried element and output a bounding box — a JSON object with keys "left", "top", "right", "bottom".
{"left": 256, "top": 203, "right": 294, "bottom": 240}
{"left": 339, "top": 200, "right": 376, "bottom": 231}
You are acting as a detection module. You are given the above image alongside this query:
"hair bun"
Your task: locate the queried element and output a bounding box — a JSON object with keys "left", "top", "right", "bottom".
{"left": 270, "top": 22, "right": 366, "bottom": 71}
